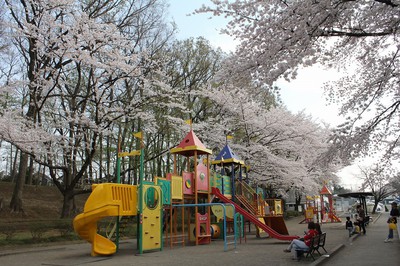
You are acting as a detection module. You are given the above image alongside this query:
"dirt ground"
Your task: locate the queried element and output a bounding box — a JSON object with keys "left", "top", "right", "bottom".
{"left": 0, "top": 181, "right": 89, "bottom": 221}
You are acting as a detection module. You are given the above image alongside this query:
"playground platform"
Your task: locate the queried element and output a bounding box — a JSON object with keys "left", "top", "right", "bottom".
{"left": 1, "top": 212, "right": 399, "bottom": 266}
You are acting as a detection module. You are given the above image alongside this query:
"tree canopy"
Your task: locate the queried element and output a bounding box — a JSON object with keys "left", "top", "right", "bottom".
{"left": 198, "top": 0, "right": 400, "bottom": 164}
{"left": 0, "top": 0, "right": 345, "bottom": 217}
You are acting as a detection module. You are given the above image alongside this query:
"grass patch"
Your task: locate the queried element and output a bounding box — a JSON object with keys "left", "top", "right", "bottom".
{"left": 284, "top": 210, "right": 302, "bottom": 218}
{"left": 0, "top": 219, "right": 79, "bottom": 247}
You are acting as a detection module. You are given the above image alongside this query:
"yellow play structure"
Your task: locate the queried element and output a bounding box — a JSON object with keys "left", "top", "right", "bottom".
{"left": 73, "top": 182, "right": 163, "bottom": 256}
{"left": 73, "top": 183, "right": 138, "bottom": 256}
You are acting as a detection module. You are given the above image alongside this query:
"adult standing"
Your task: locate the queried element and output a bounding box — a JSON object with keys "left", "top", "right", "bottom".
{"left": 385, "top": 202, "right": 400, "bottom": 242}
{"left": 356, "top": 204, "right": 366, "bottom": 235}
{"left": 389, "top": 202, "right": 400, "bottom": 218}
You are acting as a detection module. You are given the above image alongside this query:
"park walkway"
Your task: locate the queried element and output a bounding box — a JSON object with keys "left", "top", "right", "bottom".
{"left": 0, "top": 212, "right": 398, "bottom": 265}
{"left": 320, "top": 212, "right": 400, "bottom": 266}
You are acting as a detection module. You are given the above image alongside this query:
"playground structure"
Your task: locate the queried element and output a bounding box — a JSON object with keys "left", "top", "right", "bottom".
{"left": 73, "top": 129, "right": 299, "bottom": 257}
{"left": 300, "top": 185, "right": 341, "bottom": 224}
{"left": 320, "top": 185, "right": 341, "bottom": 223}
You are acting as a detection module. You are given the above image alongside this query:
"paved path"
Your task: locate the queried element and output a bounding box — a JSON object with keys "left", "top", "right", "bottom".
{"left": 0, "top": 212, "right": 398, "bottom": 266}
{"left": 320, "top": 212, "right": 400, "bottom": 266}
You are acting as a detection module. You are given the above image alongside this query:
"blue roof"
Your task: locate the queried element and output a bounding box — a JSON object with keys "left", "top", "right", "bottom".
{"left": 212, "top": 144, "right": 244, "bottom": 165}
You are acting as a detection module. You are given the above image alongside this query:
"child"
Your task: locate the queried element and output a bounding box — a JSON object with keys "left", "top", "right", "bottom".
{"left": 345, "top": 216, "right": 354, "bottom": 237}
{"left": 384, "top": 217, "right": 397, "bottom": 242}
{"left": 353, "top": 220, "right": 361, "bottom": 235}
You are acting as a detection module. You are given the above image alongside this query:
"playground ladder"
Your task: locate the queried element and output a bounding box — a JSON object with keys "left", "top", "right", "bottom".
{"left": 235, "top": 180, "right": 258, "bottom": 215}
{"left": 235, "top": 194, "right": 257, "bottom": 215}
{"left": 105, "top": 216, "right": 131, "bottom": 241}
{"left": 164, "top": 203, "right": 186, "bottom": 248}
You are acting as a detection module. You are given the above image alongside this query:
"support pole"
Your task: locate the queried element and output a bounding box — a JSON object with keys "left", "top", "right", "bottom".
{"left": 173, "top": 203, "right": 237, "bottom": 251}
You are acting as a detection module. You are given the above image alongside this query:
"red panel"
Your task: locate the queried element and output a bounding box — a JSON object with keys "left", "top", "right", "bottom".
{"left": 196, "top": 163, "right": 209, "bottom": 191}
{"left": 183, "top": 171, "right": 194, "bottom": 195}
{"left": 196, "top": 213, "right": 211, "bottom": 244}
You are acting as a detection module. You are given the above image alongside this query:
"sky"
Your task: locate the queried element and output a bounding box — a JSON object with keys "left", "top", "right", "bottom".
{"left": 168, "top": 1, "right": 238, "bottom": 52}
{"left": 167, "top": 0, "right": 343, "bottom": 126}
{"left": 167, "top": 0, "right": 363, "bottom": 189}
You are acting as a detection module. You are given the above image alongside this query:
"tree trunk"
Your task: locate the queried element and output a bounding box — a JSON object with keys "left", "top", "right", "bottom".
{"left": 26, "top": 156, "right": 34, "bottom": 185}
{"left": 10, "top": 147, "right": 19, "bottom": 183}
{"left": 372, "top": 202, "right": 378, "bottom": 214}
{"left": 294, "top": 191, "right": 302, "bottom": 212}
{"left": 9, "top": 152, "right": 29, "bottom": 213}
{"left": 60, "top": 188, "right": 76, "bottom": 218}
{"left": 99, "top": 132, "right": 103, "bottom": 183}
{"left": 106, "top": 135, "right": 111, "bottom": 181}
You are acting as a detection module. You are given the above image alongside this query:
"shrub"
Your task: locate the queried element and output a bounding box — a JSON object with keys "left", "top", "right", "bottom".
{"left": 1, "top": 224, "right": 18, "bottom": 240}
{"left": 53, "top": 219, "right": 73, "bottom": 237}
{"left": 29, "top": 222, "right": 48, "bottom": 240}
{"left": 285, "top": 210, "right": 301, "bottom": 218}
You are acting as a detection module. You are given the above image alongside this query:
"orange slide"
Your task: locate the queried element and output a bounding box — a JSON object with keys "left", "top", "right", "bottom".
{"left": 73, "top": 183, "right": 137, "bottom": 256}
{"left": 211, "top": 187, "right": 299, "bottom": 241}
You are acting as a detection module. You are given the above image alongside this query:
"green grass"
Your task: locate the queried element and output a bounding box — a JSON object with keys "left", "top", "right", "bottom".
{"left": 0, "top": 217, "right": 138, "bottom": 248}
{"left": 0, "top": 219, "right": 78, "bottom": 247}
{"left": 0, "top": 234, "right": 80, "bottom": 246}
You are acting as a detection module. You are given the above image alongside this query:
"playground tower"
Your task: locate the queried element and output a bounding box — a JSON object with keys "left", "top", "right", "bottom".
{"left": 166, "top": 129, "right": 212, "bottom": 246}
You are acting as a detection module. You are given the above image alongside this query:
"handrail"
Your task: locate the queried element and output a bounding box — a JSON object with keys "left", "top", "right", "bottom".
{"left": 235, "top": 180, "right": 257, "bottom": 214}
{"left": 236, "top": 180, "right": 256, "bottom": 202}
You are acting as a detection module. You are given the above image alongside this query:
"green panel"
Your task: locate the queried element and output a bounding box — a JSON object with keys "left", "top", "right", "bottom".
{"left": 158, "top": 179, "right": 171, "bottom": 205}
{"left": 257, "top": 187, "right": 264, "bottom": 200}
{"left": 144, "top": 187, "right": 157, "bottom": 209}
{"left": 222, "top": 175, "right": 232, "bottom": 196}
{"left": 211, "top": 172, "right": 232, "bottom": 197}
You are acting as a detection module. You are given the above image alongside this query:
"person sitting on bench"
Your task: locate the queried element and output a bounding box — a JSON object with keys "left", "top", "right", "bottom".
{"left": 283, "top": 221, "right": 319, "bottom": 260}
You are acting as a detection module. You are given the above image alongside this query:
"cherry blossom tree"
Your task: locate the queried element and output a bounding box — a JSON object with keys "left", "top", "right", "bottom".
{"left": 1, "top": 0, "right": 178, "bottom": 217}
{"left": 197, "top": 77, "right": 340, "bottom": 199}
{"left": 359, "top": 163, "right": 396, "bottom": 213}
{"left": 198, "top": 0, "right": 400, "bottom": 163}
{"left": 146, "top": 37, "right": 224, "bottom": 176}
{"left": 389, "top": 173, "right": 400, "bottom": 195}
{"left": 0, "top": 0, "right": 350, "bottom": 218}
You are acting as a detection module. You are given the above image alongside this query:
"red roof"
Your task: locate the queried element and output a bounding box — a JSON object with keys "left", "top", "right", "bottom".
{"left": 320, "top": 185, "right": 332, "bottom": 195}
{"left": 170, "top": 130, "right": 212, "bottom": 156}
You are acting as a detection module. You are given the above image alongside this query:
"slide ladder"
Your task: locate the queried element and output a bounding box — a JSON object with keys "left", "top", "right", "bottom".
{"left": 235, "top": 194, "right": 257, "bottom": 215}
{"left": 212, "top": 187, "right": 298, "bottom": 241}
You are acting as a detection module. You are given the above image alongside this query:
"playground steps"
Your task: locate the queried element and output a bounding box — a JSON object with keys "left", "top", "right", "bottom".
{"left": 105, "top": 216, "right": 132, "bottom": 240}
{"left": 164, "top": 234, "right": 186, "bottom": 247}
{"left": 120, "top": 216, "right": 133, "bottom": 231}
{"left": 235, "top": 194, "right": 257, "bottom": 215}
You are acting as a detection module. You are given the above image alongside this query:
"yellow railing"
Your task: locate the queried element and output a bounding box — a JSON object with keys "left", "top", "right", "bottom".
{"left": 263, "top": 199, "right": 283, "bottom": 216}
{"left": 235, "top": 180, "right": 258, "bottom": 214}
{"left": 235, "top": 180, "right": 256, "bottom": 203}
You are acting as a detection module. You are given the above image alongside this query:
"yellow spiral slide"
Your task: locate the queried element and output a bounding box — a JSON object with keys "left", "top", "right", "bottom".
{"left": 73, "top": 183, "right": 137, "bottom": 256}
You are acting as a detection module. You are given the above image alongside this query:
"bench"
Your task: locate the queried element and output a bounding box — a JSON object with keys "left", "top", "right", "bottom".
{"left": 296, "top": 233, "right": 327, "bottom": 260}
{"left": 316, "top": 232, "right": 327, "bottom": 254}
{"left": 295, "top": 234, "right": 320, "bottom": 261}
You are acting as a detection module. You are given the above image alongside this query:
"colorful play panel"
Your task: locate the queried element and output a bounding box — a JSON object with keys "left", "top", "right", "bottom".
{"left": 300, "top": 185, "right": 341, "bottom": 224}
